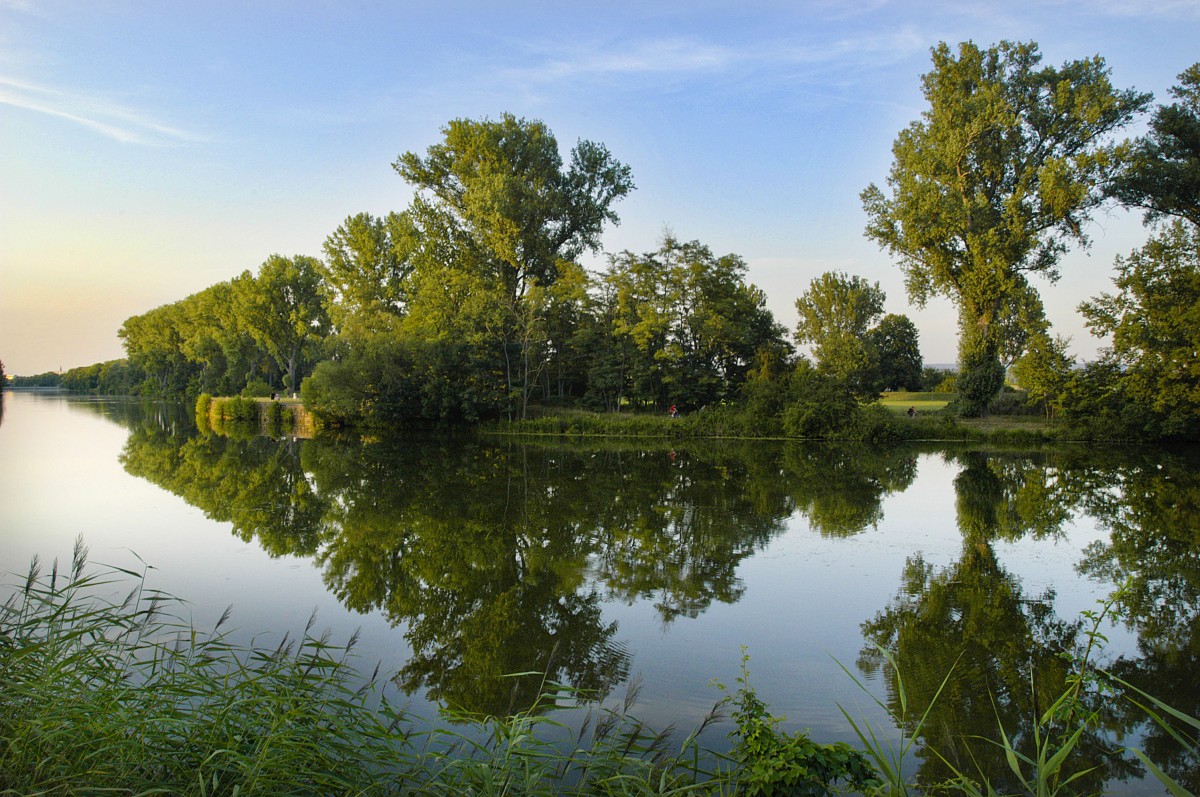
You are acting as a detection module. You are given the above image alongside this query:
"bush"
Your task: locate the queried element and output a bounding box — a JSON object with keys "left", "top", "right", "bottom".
{"left": 780, "top": 365, "right": 858, "bottom": 440}
{"left": 986, "top": 388, "right": 1038, "bottom": 416}
{"left": 933, "top": 375, "right": 957, "bottom": 393}
{"left": 265, "top": 399, "right": 284, "bottom": 435}
{"left": 241, "top": 378, "right": 273, "bottom": 398}
{"left": 720, "top": 651, "right": 878, "bottom": 796}
{"left": 194, "top": 393, "right": 213, "bottom": 420}
{"left": 210, "top": 395, "right": 259, "bottom": 423}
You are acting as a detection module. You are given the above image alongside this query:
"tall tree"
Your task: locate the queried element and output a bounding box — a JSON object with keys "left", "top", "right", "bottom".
{"left": 1109, "top": 63, "right": 1200, "bottom": 228}
{"left": 862, "top": 40, "right": 1149, "bottom": 415}
{"left": 119, "top": 302, "right": 198, "bottom": 395}
{"left": 605, "top": 237, "right": 785, "bottom": 410}
{"left": 393, "top": 114, "right": 634, "bottom": 417}
{"left": 794, "top": 271, "right": 885, "bottom": 398}
{"left": 1011, "top": 331, "right": 1074, "bottom": 420}
{"left": 319, "top": 211, "right": 419, "bottom": 334}
{"left": 235, "top": 255, "right": 330, "bottom": 396}
{"left": 1079, "top": 221, "right": 1200, "bottom": 437}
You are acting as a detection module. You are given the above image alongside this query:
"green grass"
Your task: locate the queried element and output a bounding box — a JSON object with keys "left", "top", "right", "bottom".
{"left": 877, "top": 391, "right": 955, "bottom": 415}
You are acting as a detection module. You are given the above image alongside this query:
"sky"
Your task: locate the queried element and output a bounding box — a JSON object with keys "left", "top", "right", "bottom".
{"left": 2, "top": 0, "right": 1199, "bottom": 376}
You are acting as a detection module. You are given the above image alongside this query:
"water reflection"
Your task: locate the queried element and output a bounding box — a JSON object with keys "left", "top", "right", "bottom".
{"left": 110, "top": 405, "right": 1200, "bottom": 789}
{"left": 1077, "top": 451, "right": 1200, "bottom": 791}
{"left": 860, "top": 447, "right": 1200, "bottom": 792}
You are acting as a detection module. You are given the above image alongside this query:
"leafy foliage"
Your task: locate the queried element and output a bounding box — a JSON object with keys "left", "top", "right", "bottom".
{"left": 794, "top": 271, "right": 885, "bottom": 399}
{"left": 719, "top": 651, "right": 878, "bottom": 796}
{"left": 862, "top": 40, "right": 1149, "bottom": 414}
{"left": 1076, "top": 221, "right": 1200, "bottom": 439}
{"left": 1109, "top": 63, "right": 1200, "bottom": 228}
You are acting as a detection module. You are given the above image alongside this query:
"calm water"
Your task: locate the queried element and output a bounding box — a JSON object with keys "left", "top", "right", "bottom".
{"left": 1, "top": 391, "right": 1196, "bottom": 792}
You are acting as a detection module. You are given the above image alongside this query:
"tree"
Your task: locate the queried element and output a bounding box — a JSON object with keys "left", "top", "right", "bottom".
{"left": 119, "top": 301, "right": 199, "bottom": 395}
{"left": 393, "top": 114, "right": 634, "bottom": 417}
{"left": 862, "top": 40, "right": 1150, "bottom": 415}
{"left": 234, "top": 254, "right": 331, "bottom": 396}
{"left": 604, "top": 237, "right": 786, "bottom": 410}
{"left": 319, "top": 211, "right": 419, "bottom": 334}
{"left": 794, "top": 271, "right": 885, "bottom": 398}
{"left": 1011, "top": 331, "right": 1074, "bottom": 420}
{"left": 869, "top": 313, "right": 923, "bottom": 392}
{"left": 1109, "top": 63, "right": 1200, "bottom": 228}
{"left": 1079, "top": 221, "right": 1200, "bottom": 437}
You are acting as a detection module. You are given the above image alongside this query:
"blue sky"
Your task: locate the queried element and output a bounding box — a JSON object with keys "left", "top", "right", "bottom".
{"left": 2, "top": 0, "right": 1198, "bottom": 375}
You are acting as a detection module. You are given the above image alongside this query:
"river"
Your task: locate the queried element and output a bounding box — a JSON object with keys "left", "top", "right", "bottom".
{"left": 0, "top": 390, "right": 1195, "bottom": 792}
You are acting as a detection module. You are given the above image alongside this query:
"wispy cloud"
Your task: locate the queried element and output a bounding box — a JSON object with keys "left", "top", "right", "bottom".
{"left": 0, "top": 76, "right": 205, "bottom": 145}
{"left": 503, "top": 28, "right": 927, "bottom": 89}
{"left": 1071, "top": 0, "right": 1200, "bottom": 17}
{"left": 529, "top": 38, "right": 738, "bottom": 80}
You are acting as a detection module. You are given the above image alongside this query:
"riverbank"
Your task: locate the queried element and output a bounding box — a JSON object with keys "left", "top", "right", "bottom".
{"left": 486, "top": 405, "right": 1060, "bottom": 446}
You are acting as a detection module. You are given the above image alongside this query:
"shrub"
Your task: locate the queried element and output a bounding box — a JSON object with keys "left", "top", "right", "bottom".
{"left": 241, "top": 378, "right": 273, "bottom": 398}
{"left": 210, "top": 395, "right": 259, "bottom": 423}
{"left": 194, "top": 392, "right": 213, "bottom": 420}
{"left": 720, "top": 651, "right": 878, "bottom": 796}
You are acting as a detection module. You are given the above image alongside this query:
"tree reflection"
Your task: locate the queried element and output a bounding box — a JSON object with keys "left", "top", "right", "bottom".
{"left": 1075, "top": 449, "right": 1200, "bottom": 791}
{"left": 124, "top": 429, "right": 871, "bottom": 715}
{"left": 782, "top": 443, "right": 918, "bottom": 537}
{"left": 860, "top": 450, "right": 1139, "bottom": 792}
{"left": 120, "top": 426, "right": 325, "bottom": 556}
{"left": 116, "top": 412, "right": 1200, "bottom": 784}
{"left": 303, "top": 435, "right": 628, "bottom": 715}
{"left": 948, "top": 449, "right": 1080, "bottom": 542}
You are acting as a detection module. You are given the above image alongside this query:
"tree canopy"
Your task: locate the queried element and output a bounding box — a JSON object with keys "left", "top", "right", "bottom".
{"left": 393, "top": 113, "right": 634, "bottom": 303}
{"left": 1079, "top": 221, "right": 1200, "bottom": 437}
{"left": 794, "top": 271, "right": 885, "bottom": 398}
{"left": 862, "top": 40, "right": 1149, "bottom": 415}
{"left": 1109, "top": 63, "right": 1200, "bottom": 228}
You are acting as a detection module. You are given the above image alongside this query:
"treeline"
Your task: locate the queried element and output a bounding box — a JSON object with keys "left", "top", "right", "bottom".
{"left": 115, "top": 114, "right": 807, "bottom": 424}
{"left": 41, "top": 44, "right": 1200, "bottom": 441}
{"left": 113, "top": 113, "right": 935, "bottom": 428}
{"left": 7, "top": 359, "right": 144, "bottom": 393}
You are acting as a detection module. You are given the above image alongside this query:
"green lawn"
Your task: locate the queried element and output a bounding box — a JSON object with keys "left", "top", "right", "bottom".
{"left": 877, "top": 391, "right": 954, "bottom": 415}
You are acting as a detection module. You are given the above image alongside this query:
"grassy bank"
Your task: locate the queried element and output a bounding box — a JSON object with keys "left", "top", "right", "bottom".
{"left": 0, "top": 542, "right": 719, "bottom": 795}
{"left": 489, "top": 405, "right": 1057, "bottom": 446}
{"left": 876, "top": 391, "right": 954, "bottom": 415}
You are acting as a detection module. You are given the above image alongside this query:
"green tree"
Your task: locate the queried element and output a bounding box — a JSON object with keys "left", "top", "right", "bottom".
{"left": 862, "top": 40, "right": 1149, "bottom": 416}
{"left": 393, "top": 114, "right": 634, "bottom": 417}
{"left": 1109, "top": 63, "right": 1200, "bottom": 228}
{"left": 119, "top": 301, "right": 199, "bottom": 395}
{"left": 869, "top": 313, "right": 923, "bottom": 392}
{"left": 603, "top": 237, "right": 785, "bottom": 411}
{"left": 234, "top": 255, "right": 331, "bottom": 396}
{"left": 1011, "top": 331, "right": 1074, "bottom": 419}
{"left": 794, "top": 271, "right": 885, "bottom": 398}
{"left": 319, "top": 211, "right": 418, "bottom": 334}
{"left": 1079, "top": 220, "right": 1200, "bottom": 438}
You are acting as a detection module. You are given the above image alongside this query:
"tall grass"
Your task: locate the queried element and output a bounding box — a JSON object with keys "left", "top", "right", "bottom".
{"left": 0, "top": 538, "right": 406, "bottom": 794}
{"left": 836, "top": 591, "right": 1200, "bottom": 797}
